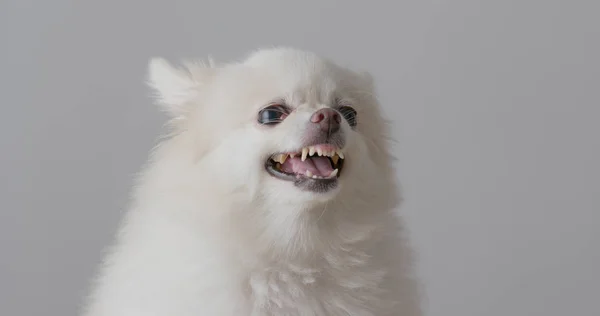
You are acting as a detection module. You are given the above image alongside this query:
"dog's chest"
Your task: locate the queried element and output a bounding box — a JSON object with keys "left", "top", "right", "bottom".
{"left": 245, "top": 259, "right": 388, "bottom": 316}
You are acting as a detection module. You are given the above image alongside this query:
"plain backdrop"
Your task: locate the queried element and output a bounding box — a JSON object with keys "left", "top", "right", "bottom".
{"left": 1, "top": 0, "right": 599, "bottom": 315}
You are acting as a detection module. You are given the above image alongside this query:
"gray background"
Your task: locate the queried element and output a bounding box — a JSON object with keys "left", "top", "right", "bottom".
{"left": 1, "top": 0, "right": 599, "bottom": 315}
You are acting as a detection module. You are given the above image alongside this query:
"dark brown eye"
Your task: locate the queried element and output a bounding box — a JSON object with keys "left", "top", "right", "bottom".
{"left": 258, "top": 105, "right": 288, "bottom": 125}
{"left": 338, "top": 106, "right": 357, "bottom": 127}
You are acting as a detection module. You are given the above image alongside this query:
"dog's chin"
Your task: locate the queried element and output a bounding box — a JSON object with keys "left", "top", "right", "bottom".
{"left": 263, "top": 176, "right": 343, "bottom": 205}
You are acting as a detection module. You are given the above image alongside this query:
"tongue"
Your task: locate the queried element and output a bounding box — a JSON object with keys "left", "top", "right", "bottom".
{"left": 280, "top": 156, "right": 334, "bottom": 177}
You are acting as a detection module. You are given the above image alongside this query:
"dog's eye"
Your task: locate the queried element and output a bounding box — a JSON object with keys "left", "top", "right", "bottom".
{"left": 258, "top": 105, "right": 288, "bottom": 125}
{"left": 339, "top": 106, "right": 357, "bottom": 127}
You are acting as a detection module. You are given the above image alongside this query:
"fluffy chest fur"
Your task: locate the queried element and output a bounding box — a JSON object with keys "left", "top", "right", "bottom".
{"left": 84, "top": 207, "right": 409, "bottom": 316}
{"left": 246, "top": 252, "right": 390, "bottom": 315}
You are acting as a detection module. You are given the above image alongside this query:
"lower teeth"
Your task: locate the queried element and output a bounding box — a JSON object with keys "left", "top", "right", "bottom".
{"left": 272, "top": 159, "right": 339, "bottom": 179}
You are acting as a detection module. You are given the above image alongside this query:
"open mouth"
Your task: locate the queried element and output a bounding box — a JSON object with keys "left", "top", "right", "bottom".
{"left": 265, "top": 144, "right": 345, "bottom": 184}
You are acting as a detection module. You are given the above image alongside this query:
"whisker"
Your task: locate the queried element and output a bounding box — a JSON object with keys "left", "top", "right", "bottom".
{"left": 316, "top": 201, "right": 329, "bottom": 224}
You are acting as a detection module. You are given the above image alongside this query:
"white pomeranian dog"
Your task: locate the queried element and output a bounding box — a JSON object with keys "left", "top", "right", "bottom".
{"left": 82, "top": 47, "right": 422, "bottom": 316}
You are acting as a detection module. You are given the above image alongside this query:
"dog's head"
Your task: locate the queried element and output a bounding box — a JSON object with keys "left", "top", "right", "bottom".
{"left": 147, "top": 48, "right": 397, "bottom": 211}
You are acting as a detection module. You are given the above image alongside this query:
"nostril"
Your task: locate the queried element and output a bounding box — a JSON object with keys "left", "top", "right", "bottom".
{"left": 332, "top": 112, "right": 341, "bottom": 124}
{"left": 311, "top": 111, "right": 326, "bottom": 123}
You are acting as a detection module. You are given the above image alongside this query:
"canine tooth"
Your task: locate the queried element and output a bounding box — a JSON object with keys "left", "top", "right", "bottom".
{"left": 332, "top": 155, "right": 339, "bottom": 165}
{"left": 329, "top": 169, "right": 339, "bottom": 177}
{"left": 306, "top": 170, "right": 313, "bottom": 177}
{"left": 274, "top": 154, "right": 288, "bottom": 164}
{"left": 309, "top": 146, "right": 316, "bottom": 156}
{"left": 337, "top": 150, "right": 344, "bottom": 159}
{"left": 301, "top": 148, "right": 308, "bottom": 161}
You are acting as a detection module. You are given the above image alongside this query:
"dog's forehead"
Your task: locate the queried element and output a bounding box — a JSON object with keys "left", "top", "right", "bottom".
{"left": 242, "top": 48, "right": 349, "bottom": 105}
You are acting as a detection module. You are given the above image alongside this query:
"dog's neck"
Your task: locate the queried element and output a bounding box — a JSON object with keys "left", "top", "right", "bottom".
{"left": 222, "top": 196, "right": 389, "bottom": 265}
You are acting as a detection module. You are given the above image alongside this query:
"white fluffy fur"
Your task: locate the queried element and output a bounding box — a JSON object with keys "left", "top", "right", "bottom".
{"left": 82, "top": 48, "right": 422, "bottom": 316}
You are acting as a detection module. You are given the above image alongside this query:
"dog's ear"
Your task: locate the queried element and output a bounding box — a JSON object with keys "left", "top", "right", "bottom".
{"left": 147, "top": 57, "right": 215, "bottom": 118}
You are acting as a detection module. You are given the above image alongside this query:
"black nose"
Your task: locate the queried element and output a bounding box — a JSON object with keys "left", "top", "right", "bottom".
{"left": 310, "top": 108, "right": 341, "bottom": 135}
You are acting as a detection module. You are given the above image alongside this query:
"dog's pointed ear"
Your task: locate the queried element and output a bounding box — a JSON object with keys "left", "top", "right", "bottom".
{"left": 147, "top": 57, "right": 215, "bottom": 118}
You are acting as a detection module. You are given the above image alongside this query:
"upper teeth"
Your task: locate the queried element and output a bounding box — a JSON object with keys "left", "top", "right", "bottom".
{"left": 302, "top": 148, "right": 309, "bottom": 161}
{"left": 299, "top": 145, "right": 343, "bottom": 161}
{"left": 272, "top": 145, "right": 344, "bottom": 164}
